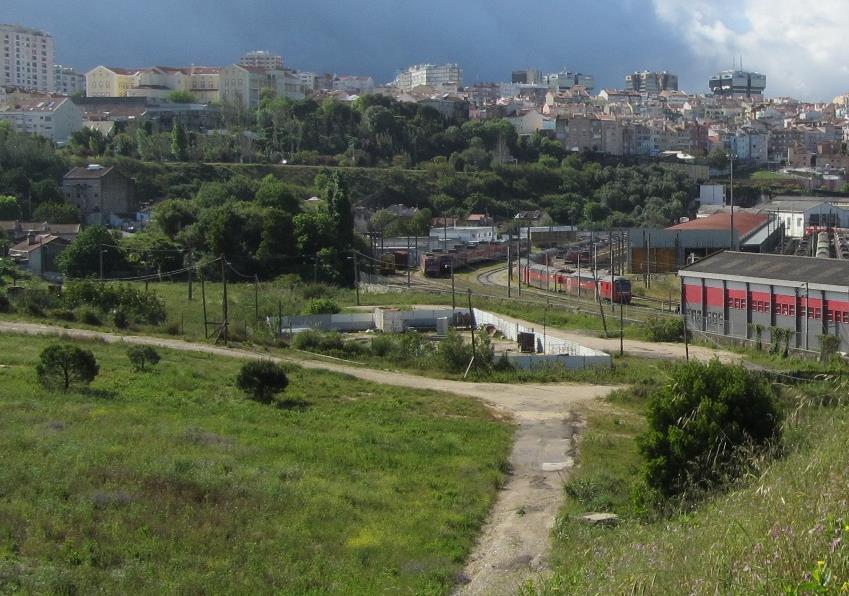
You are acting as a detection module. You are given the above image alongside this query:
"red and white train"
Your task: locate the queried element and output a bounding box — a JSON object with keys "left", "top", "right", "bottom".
{"left": 518, "top": 259, "right": 633, "bottom": 304}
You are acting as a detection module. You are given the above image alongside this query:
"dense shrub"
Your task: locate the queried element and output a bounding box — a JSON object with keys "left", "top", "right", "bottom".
{"left": 113, "top": 308, "right": 130, "bottom": 329}
{"left": 127, "top": 346, "right": 161, "bottom": 371}
{"left": 236, "top": 360, "right": 289, "bottom": 404}
{"left": 305, "top": 298, "right": 340, "bottom": 315}
{"left": 292, "top": 330, "right": 344, "bottom": 352}
{"left": 638, "top": 360, "right": 782, "bottom": 498}
{"left": 36, "top": 344, "right": 99, "bottom": 391}
{"left": 643, "top": 316, "right": 685, "bottom": 342}
{"left": 0, "top": 293, "right": 11, "bottom": 313}
{"left": 78, "top": 307, "right": 102, "bottom": 326}
{"left": 63, "top": 281, "right": 166, "bottom": 324}
{"left": 48, "top": 308, "right": 77, "bottom": 321}
{"left": 434, "top": 329, "right": 473, "bottom": 373}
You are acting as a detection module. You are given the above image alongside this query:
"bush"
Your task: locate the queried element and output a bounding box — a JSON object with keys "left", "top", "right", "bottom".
{"left": 638, "top": 360, "right": 782, "bottom": 498}
{"left": 434, "top": 329, "right": 473, "bottom": 373}
{"left": 63, "top": 281, "right": 166, "bottom": 325}
{"left": 127, "top": 346, "right": 161, "bottom": 372}
{"left": 78, "top": 307, "right": 102, "bottom": 326}
{"left": 113, "top": 308, "right": 130, "bottom": 329}
{"left": 236, "top": 360, "right": 289, "bottom": 404}
{"left": 819, "top": 334, "right": 840, "bottom": 363}
{"left": 292, "top": 330, "right": 344, "bottom": 353}
{"left": 642, "top": 316, "right": 685, "bottom": 342}
{"left": 0, "top": 294, "right": 11, "bottom": 313}
{"left": 48, "top": 308, "right": 77, "bottom": 322}
{"left": 36, "top": 344, "right": 99, "bottom": 391}
{"left": 305, "top": 298, "right": 340, "bottom": 315}
{"left": 163, "top": 321, "right": 181, "bottom": 336}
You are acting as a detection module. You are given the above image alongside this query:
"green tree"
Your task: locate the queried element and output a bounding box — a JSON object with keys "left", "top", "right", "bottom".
{"left": 168, "top": 90, "right": 197, "bottom": 104}
{"left": 638, "top": 360, "right": 782, "bottom": 497}
{"left": 32, "top": 201, "right": 80, "bottom": 224}
{"left": 171, "top": 120, "right": 189, "bottom": 161}
{"left": 36, "top": 344, "right": 99, "bottom": 391}
{"left": 152, "top": 199, "right": 197, "bottom": 237}
{"left": 127, "top": 346, "right": 161, "bottom": 372}
{"left": 236, "top": 360, "right": 289, "bottom": 404}
{"left": 708, "top": 146, "right": 730, "bottom": 169}
{"left": 58, "top": 225, "right": 127, "bottom": 278}
{"left": 0, "top": 194, "right": 21, "bottom": 219}
{"left": 326, "top": 172, "right": 354, "bottom": 249}
{"left": 255, "top": 174, "right": 300, "bottom": 213}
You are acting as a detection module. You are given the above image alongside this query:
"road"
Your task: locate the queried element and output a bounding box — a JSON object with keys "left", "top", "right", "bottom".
{"left": 0, "top": 320, "right": 615, "bottom": 595}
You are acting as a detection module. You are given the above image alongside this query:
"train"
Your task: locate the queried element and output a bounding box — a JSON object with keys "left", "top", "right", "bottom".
{"left": 421, "top": 242, "right": 510, "bottom": 278}
{"left": 518, "top": 259, "right": 633, "bottom": 304}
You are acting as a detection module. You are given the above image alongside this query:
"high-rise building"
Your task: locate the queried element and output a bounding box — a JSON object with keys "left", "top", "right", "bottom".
{"left": 53, "top": 64, "right": 85, "bottom": 95}
{"left": 544, "top": 71, "right": 594, "bottom": 92}
{"left": 239, "top": 50, "right": 284, "bottom": 71}
{"left": 392, "top": 64, "right": 463, "bottom": 92}
{"left": 709, "top": 69, "right": 766, "bottom": 97}
{"left": 624, "top": 71, "right": 678, "bottom": 95}
{"left": 0, "top": 24, "right": 55, "bottom": 92}
{"left": 511, "top": 69, "right": 542, "bottom": 85}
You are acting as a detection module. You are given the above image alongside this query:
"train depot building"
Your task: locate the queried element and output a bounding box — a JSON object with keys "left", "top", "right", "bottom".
{"left": 679, "top": 251, "right": 849, "bottom": 352}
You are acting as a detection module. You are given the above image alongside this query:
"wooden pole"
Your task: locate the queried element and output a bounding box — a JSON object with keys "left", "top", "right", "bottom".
{"left": 187, "top": 249, "right": 193, "bottom": 300}
{"left": 254, "top": 274, "right": 259, "bottom": 321}
{"left": 467, "top": 289, "right": 476, "bottom": 367}
{"left": 200, "top": 269, "right": 208, "bottom": 339}
{"left": 221, "top": 257, "right": 229, "bottom": 346}
{"left": 353, "top": 251, "right": 360, "bottom": 306}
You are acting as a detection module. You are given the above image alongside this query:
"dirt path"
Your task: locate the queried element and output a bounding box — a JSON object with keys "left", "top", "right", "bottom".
{"left": 0, "top": 320, "right": 616, "bottom": 594}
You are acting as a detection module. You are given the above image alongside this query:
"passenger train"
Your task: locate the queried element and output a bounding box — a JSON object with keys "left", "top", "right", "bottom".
{"left": 518, "top": 259, "right": 633, "bottom": 304}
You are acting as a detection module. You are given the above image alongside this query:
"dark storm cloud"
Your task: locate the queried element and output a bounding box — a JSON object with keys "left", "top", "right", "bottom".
{"left": 3, "top": 0, "right": 704, "bottom": 91}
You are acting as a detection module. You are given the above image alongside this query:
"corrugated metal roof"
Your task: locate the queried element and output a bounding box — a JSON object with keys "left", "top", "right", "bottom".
{"left": 668, "top": 211, "right": 767, "bottom": 238}
{"left": 679, "top": 251, "right": 849, "bottom": 290}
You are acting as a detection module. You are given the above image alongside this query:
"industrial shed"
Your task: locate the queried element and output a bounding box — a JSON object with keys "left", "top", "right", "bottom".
{"left": 679, "top": 251, "right": 849, "bottom": 352}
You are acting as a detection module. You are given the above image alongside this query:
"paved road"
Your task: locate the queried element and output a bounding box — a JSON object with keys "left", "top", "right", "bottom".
{"left": 0, "top": 320, "right": 614, "bottom": 595}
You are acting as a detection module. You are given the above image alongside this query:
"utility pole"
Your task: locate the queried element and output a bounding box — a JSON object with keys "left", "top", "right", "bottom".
{"left": 619, "top": 292, "right": 624, "bottom": 356}
{"left": 253, "top": 274, "right": 259, "bottom": 322}
{"left": 99, "top": 242, "right": 104, "bottom": 281}
{"left": 353, "top": 251, "right": 360, "bottom": 306}
{"left": 221, "top": 257, "right": 229, "bottom": 346}
{"left": 201, "top": 270, "right": 208, "bottom": 339}
{"left": 451, "top": 256, "right": 456, "bottom": 310}
{"left": 680, "top": 281, "right": 689, "bottom": 362}
{"left": 406, "top": 234, "right": 411, "bottom": 287}
{"left": 507, "top": 241, "right": 512, "bottom": 298}
{"left": 543, "top": 299, "right": 548, "bottom": 354}
{"left": 730, "top": 153, "right": 736, "bottom": 251}
{"left": 187, "top": 249, "right": 193, "bottom": 300}
{"left": 467, "top": 289, "right": 476, "bottom": 365}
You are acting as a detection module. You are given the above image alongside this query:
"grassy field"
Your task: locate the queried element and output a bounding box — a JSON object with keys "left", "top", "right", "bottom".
{"left": 0, "top": 334, "right": 513, "bottom": 594}
{"left": 531, "top": 378, "right": 849, "bottom": 594}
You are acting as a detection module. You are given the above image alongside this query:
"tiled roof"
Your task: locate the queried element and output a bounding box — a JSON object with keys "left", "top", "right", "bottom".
{"left": 64, "top": 165, "right": 115, "bottom": 179}
{"left": 9, "top": 234, "right": 66, "bottom": 254}
{"left": 668, "top": 211, "right": 767, "bottom": 238}
{"left": 0, "top": 94, "right": 69, "bottom": 113}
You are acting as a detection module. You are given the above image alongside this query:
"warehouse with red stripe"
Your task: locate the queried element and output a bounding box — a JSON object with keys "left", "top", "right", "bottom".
{"left": 678, "top": 251, "right": 849, "bottom": 352}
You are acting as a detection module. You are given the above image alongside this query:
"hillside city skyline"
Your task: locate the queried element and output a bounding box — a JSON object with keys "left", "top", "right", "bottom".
{"left": 3, "top": 0, "right": 849, "bottom": 101}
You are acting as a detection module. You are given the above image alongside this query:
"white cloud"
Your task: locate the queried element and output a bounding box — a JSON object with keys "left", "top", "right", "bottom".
{"left": 653, "top": 0, "right": 849, "bottom": 100}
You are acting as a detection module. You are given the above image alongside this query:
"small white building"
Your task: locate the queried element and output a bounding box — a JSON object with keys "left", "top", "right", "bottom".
{"left": 761, "top": 198, "right": 849, "bottom": 238}
{"left": 0, "top": 91, "right": 83, "bottom": 144}
{"left": 699, "top": 184, "right": 726, "bottom": 206}
{"left": 429, "top": 226, "right": 495, "bottom": 244}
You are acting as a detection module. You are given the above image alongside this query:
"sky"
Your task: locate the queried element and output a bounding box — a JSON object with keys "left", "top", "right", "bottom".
{"left": 4, "top": 0, "right": 849, "bottom": 100}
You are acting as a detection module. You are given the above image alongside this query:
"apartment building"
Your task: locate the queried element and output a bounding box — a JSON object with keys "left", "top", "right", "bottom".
{"left": 1, "top": 24, "right": 55, "bottom": 92}
{"left": 392, "top": 64, "right": 463, "bottom": 92}
{"left": 709, "top": 69, "right": 767, "bottom": 97}
{"left": 0, "top": 90, "right": 83, "bottom": 143}
{"left": 625, "top": 71, "right": 678, "bottom": 95}
{"left": 86, "top": 66, "right": 138, "bottom": 97}
{"left": 239, "top": 50, "right": 283, "bottom": 71}
{"left": 220, "top": 65, "right": 305, "bottom": 110}
{"left": 53, "top": 64, "right": 85, "bottom": 95}
{"left": 545, "top": 71, "right": 594, "bottom": 92}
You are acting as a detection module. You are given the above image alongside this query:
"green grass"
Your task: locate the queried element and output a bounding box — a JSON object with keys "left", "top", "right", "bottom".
{"left": 531, "top": 378, "right": 849, "bottom": 594}
{"left": 0, "top": 334, "right": 513, "bottom": 594}
{"left": 750, "top": 170, "right": 792, "bottom": 181}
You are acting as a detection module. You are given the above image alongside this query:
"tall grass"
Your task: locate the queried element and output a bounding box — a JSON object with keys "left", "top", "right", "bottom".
{"left": 0, "top": 334, "right": 512, "bottom": 594}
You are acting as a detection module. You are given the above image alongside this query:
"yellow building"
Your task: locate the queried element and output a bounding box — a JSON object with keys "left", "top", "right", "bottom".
{"left": 85, "top": 66, "right": 138, "bottom": 97}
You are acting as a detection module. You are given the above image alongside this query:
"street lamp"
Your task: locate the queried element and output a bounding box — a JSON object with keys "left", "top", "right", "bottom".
{"left": 729, "top": 152, "right": 737, "bottom": 250}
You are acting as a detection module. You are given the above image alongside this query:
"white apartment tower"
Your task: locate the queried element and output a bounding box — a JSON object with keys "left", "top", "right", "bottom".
{"left": 53, "top": 64, "right": 85, "bottom": 95}
{"left": 239, "top": 50, "right": 284, "bottom": 71}
{"left": 393, "top": 64, "right": 463, "bottom": 92}
{"left": 1, "top": 24, "right": 55, "bottom": 92}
